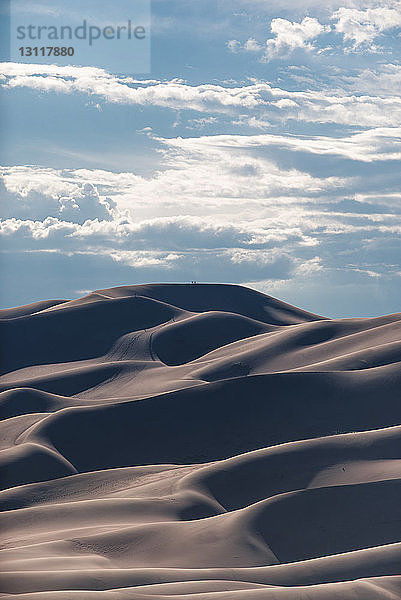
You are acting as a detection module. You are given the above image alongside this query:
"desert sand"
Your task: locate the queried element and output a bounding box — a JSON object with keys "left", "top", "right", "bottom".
{"left": 0, "top": 283, "right": 400, "bottom": 599}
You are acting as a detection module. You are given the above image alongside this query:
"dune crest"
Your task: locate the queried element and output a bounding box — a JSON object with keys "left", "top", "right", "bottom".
{"left": 0, "top": 283, "right": 400, "bottom": 599}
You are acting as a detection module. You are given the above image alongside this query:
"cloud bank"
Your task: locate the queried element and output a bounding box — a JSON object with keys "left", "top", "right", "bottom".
{"left": 2, "top": 62, "right": 401, "bottom": 129}
{"left": 1, "top": 123, "right": 400, "bottom": 313}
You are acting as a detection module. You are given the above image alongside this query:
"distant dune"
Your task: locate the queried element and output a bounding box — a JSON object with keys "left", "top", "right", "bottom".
{"left": 0, "top": 283, "right": 400, "bottom": 599}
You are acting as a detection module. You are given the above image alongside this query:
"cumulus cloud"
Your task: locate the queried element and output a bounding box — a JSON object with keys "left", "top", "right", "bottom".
{"left": 332, "top": 5, "right": 401, "bottom": 49}
{"left": 230, "top": 2, "right": 401, "bottom": 61}
{"left": 264, "top": 17, "right": 330, "bottom": 60}
{"left": 229, "top": 17, "right": 329, "bottom": 60}
{"left": 244, "top": 38, "right": 263, "bottom": 52}
{"left": 0, "top": 168, "right": 119, "bottom": 224}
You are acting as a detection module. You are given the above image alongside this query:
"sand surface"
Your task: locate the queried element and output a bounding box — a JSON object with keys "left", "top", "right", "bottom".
{"left": 0, "top": 283, "right": 400, "bottom": 598}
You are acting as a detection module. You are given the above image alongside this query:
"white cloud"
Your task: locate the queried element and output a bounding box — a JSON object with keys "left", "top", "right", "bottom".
{"left": 233, "top": 115, "right": 272, "bottom": 129}
{"left": 230, "top": 2, "right": 401, "bottom": 60}
{"left": 0, "top": 63, "right": 266, "bottom": 111}
{"left": 0, "top": 168, "right": 118, "bottom": 224}
{"left": 0, "top": 159, "right": 340, "bottom": 229}
{"left": 187, "top": 116, "right": 218, "bottom": 129}
{"left": 2, "top": 126, "right": 399, "bottom": 234}
{"left": 108, "top": 250, "right": 181, "bottom": 268}
{"left": 332, "top": 5, "right": 401, "bottom": 49}
{"left": 271, "top": 98, "right": 298, "bottom": 109}
{"left": 1, "top": 116, "right": 400, "bottom": 296}
{"left": 296, "top": 256, "right": 323, "bottom": 275}
{"left": 163, "top": 127, "right": 401, "bottom": 164}
{"left": 230, "top": 248, "right": 287, "bottom": 265}
{"left": 1, "top": 128, "right": 400, "bottom": 248}
{"left": 244, "top": 38, "right": 263, "bottom": 52}
{"left": 2, "top": 63, "right": 401, "bottom": 128}
{"left": 232, "top": 0, "right": 385, "bottom": 8}
{"left": 343, "top": 64, "right": 401, "bottom": 95}
{"left": 264, "top": 17, "right": 330, "bottom": 60}
{"left": 236, "top": 17, "right": 330, "bottom": 60}
{"left": 227, "top": 39, "right": 241, "bottom": 53}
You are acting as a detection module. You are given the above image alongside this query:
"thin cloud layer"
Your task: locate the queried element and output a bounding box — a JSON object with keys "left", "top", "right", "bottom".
{"left": 332, "top": 5, "right": 401, "bottom": 49}
{"left": 2, "top": 62, "right": 401, "bottom": 128}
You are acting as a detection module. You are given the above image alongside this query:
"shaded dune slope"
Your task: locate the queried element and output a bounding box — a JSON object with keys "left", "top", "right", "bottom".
{"left": 0, "top": 283, "right": 400, "bottom": 599}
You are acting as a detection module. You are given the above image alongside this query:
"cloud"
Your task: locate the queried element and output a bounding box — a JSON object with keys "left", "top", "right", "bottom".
{"left": 229, "top": 2, "right": 401, "bottom": 61}
{"left": 2, "top": 126, "right": 399, "bottom": 230}
{"left": 1, "top": 128, "right": 400, "bottom": 261}
{"left": 227, "top": 39, "right": 242, "bottom": 53}
{"left": 2, "top": 63, "right": 401, "bottom": 128}
{"left": 342, "top": 64, "right": 401, "bottom": 95}
{"left": 231, "top": 0, "right": 386, "bottom": 9}
{"left": 1, "top": 120, "right": 400, "bottom": 311}
{"left": 296, "top": 256, "right": 323, "bottom": 275}
{"left": 332, "top": 5, "right": 401, "bottom": 49}
{"left": 229, "top": 17, "right": 329, "bottom": 60}
{"left": 0, "top": 167, "right": 119, "bottom": 224}
{"left": 1, "top": 6, "right": 400, "bottom": 315}
{"left": 264, "top": 17, "right": 330, "bottom": 60}
{"left": 107, "top": 250, "right": 181, "bottom": 269}
{"left": 0, "top": 212, "right": 323, "bottom": 254}
{"left": 186, "top": 116, "right": 218, "bottom": 130}
{"left": 1, "top": 63, "right": 267, "bottom": 112}
{"left": 2, "top": 205, "right": 400, "bottom": 316}
{"left": 244, "top": 38, "right": 263, "bottom": 52}
{"left": 248, "top": 266, "right": 401, "bottom": 318}
{"left": 165, "top": 127, "right": 401, "bottom": 163}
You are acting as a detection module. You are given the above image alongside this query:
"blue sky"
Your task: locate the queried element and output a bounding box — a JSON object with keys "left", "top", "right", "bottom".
{"left": 0, "top": 0, "right": 401, "bottom": 316}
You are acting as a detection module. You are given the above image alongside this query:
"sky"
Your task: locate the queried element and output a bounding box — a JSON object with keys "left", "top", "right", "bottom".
{"left": 0, "top": 0, "right": 400, "bottom": 317}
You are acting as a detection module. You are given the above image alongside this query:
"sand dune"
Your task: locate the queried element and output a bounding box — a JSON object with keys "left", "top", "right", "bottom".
{"left": 0, "top": 283, "right": 400, "bottom": 598}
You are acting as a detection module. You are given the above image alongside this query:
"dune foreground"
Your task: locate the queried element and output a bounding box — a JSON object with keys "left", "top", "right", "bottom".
{"left": 0, "top": 283, "right": 400, "bottom": 599}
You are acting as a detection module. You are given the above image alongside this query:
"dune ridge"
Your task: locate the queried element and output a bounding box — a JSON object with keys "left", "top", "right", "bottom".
{"left": 0, "top": 283, "right": 400, "bottom": 598}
